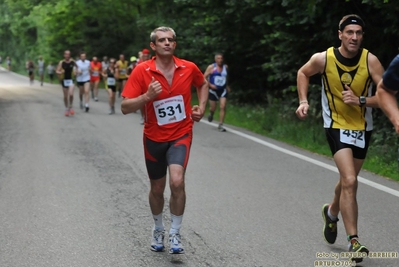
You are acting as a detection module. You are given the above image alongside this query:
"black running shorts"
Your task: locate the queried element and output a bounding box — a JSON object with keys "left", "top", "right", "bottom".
{"left": 143, "top": 133, "right": 192, "bottom": 180}
{"left": 108, "top": 86, "right": 116, "bottom": 92}
{"left": 77, "top": 81, "right": 89, "bottom": 86}
{"left": 209, "top": 88, "right": 228, "bottom": 101}
{"left": 325, "top": 128, "right": 372, "bottom": 159}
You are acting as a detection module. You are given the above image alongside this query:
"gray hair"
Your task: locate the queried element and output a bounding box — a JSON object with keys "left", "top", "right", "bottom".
{"left": 150, "top": 26, "right": 176, "bottom": 43}
{"left": 214, "top": 52, "right": 223, "bottom": 58}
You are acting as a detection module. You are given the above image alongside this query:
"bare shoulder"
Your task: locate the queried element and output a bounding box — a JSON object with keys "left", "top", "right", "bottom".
{"left": 367, "top": 51, "right": 384, "bottom": 83}
{"left": 367, "top": 52, "right": 383, "bottom": 66}
{"left": 203, "top": 63, "right": 213, "bottom": 74}
{"left": 299, "top": 51, "right": 326, "bottom": 75}
{"left": 310, "top": 51, "right": 326, "bottom": 68}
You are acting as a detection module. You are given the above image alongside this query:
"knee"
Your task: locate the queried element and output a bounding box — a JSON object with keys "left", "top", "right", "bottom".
{"left": 341, "top": 176, "right": 357, "bottom": 191}
{"left": 170, "top": 175, "right": 185, "bottom": 194}
{"left": 150, "top": 182, "right": 165, "bottom": 197}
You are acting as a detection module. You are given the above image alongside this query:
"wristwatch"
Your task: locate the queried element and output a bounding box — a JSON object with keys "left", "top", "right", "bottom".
{"left": 359, "top": 96, "right": 366, "bottom": 106}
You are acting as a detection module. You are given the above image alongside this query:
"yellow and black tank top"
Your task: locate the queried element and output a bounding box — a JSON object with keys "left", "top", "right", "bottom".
{"left": 321, "top": 47, "right": 373, "bottom": 131}
{"left": 117, "top": 60, "right": 128, "bottom": 79}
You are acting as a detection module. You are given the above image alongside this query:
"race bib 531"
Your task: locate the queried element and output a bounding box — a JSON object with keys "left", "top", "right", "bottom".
{"left": 153, "top": 95, "right": 186, "bottom": 126}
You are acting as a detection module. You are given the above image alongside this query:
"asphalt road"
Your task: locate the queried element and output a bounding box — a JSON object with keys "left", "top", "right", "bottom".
{"left": 0, "top": 68, "right": 398, "bottom": 267}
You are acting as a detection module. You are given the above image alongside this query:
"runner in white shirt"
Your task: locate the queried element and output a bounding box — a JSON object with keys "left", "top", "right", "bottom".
{"left": 76, "top": 52, "right": 91, "bottom": 112}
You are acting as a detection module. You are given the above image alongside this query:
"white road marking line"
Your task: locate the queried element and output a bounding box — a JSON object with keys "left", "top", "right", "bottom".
{"left": 201, "top": 120, "right": 399, "bottom": 198}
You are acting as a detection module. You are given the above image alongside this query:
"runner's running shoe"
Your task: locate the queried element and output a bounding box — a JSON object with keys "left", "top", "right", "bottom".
{"left": 218, "top": 124, "right": 226, "bottom": 132}
{"left": 322, "top": 204, "right": 339, "bottom": 244}
{"left": 169, "top": 233, "right": 184, "bottom": 254}
{"left": 348, "top": 239, "right": 369, "bottom": 263}
{"left": 208, "top": 113, "right": 213, "bottom": 122}
{"left": 69, "top": 108, "right": 75, "bottom": 116}
{"left": 64, "top": 110, "right": 69, "bottom": 117}
{"left": 150, "top": 228, "right": 165, "bottom": 252}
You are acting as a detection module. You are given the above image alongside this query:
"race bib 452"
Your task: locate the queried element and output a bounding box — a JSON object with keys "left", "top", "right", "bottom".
{"left": 340, "top": 129, "right": 365, "bottom": 148}
{"left": 153, "top": 95, "right": 186, "bottom": 126}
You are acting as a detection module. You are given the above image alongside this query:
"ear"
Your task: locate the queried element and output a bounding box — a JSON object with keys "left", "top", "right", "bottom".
{"left": 150, "top": 42, "right": 156, "bottom": 50}
{"left": 338, "top": 30, "right": 342, "bottom": 40}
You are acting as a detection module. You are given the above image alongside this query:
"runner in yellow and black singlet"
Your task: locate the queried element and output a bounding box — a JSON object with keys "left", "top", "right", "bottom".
{"left": 115, "top": 54, "right": 128, "bottom": 98}
{"left": 295, "top": 14, "right": 384, "bottom": 263}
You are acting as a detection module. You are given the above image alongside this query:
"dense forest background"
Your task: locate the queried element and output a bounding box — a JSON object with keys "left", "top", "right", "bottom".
{"left": 1, "top": 0, "right": 399, "bottom": 172}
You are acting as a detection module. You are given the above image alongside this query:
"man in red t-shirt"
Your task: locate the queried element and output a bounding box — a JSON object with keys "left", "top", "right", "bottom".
{"left": 90, "top": 56, "right": 102, "bottom": 101}
{"left": 121, "top": 26, "right": 208, "bottom": 254}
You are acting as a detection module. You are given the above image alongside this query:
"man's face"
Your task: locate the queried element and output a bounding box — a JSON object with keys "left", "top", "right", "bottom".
{"left": 120, "top": 55, "right": 124, "bottom": 61}
{"left": 103, "top": 57, "right": 107, "bottom": 62}
{"left": 150, "top": 31, "right": 176, "bottom": 56}
{"left": 93, "top": 57, "right": 98, "bottom": 62}
{"left": 339, "top": 24, "right": 363, "bottom": 55}
{"left": 215, "top": 55, "right": 223, "bottom": 66}
{"left": 80, "top": 53, "right": 86, "bottom": 60}
{"left": 142, "top": 53, "right": 150, "bottom": 61}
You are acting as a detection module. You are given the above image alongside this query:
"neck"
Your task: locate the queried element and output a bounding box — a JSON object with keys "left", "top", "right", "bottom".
{"left": 338, "top": 46, "right": 358, "bottom": 59}
{"left": 155, "top": 55, "right": 174, "bottom": 70}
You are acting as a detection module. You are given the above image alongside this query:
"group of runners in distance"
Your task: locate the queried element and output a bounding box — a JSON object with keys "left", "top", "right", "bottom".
{"left": 52, "top": 49, "right": 156, "bottom": 117}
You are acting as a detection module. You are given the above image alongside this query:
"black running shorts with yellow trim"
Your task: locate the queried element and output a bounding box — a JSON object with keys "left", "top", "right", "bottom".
{"left": 143, "top": 133, "right": 192, "bottom": 180}
{"left": 325, "top": 128, "right": 372, "bottom": 159}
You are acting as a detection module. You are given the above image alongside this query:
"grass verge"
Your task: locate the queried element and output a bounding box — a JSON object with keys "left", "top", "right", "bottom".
{"left": 193, "top": 95, "right": 399, "bottom": 182}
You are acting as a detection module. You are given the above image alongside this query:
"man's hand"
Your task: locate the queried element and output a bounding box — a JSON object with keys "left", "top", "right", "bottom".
{"left": 209, "top": 84, "right": 217, "bottom": 90}
{"left": 191, "top": 105, "right": 204, "bottom": 122}
{"left": 342, "top": 85, "right": 360, "bottom": 106}
{"left": 295, "top": 102, "right": 309, "bottom": 120}
{"left": 145, "top": 76, "right": 162, "bottom": 101}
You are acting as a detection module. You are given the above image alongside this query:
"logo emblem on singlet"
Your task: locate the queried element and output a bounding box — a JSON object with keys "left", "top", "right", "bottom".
{"left": 340, "top": 72, "right": 353, "bottom": 85}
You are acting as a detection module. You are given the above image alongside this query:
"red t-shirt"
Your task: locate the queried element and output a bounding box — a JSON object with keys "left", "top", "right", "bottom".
{"left": 122, "top": 56, "right": 204, "bottom": 142}
{"left": 90, "top": 61, "right": 102, "bottom": 79}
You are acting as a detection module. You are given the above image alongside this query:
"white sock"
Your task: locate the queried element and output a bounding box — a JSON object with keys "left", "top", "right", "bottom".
{"left": 85, "top": 103, "right": 89, "bottom": 107}
{"left": 328, "top": 206, "right": 338, "bottom": 221}
{"left": 153, "top": 213, "right": 164, "bottom": 230}
{"left": 170, "top": 214, "right": 183, "bottom": 234}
